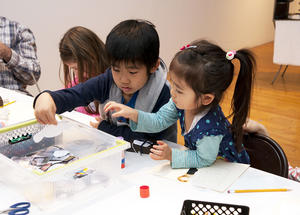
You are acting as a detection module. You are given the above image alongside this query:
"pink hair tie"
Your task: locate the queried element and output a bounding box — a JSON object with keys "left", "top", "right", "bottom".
{"left": 180, "top": 44, "right": 197, "bottom": 51}
{"left": 226, "top": 50, "right": 236, "bottom": 60}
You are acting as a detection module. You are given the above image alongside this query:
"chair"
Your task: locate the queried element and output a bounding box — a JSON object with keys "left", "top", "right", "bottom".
{"left": 243, "top": 132, "right": 289, "bottom": 178}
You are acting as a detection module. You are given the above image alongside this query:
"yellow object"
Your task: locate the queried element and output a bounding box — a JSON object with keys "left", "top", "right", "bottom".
{"left": 229, "top": 188, "right": 290, "bottom": 193}
{"left": 0, "top": 100, "right": 16, "bottom": 108}
{"left": 0, "top": 119, "right": 37, "bottom": 134}
{"left": 177, "top": 174, "right": 191, "bottom": 182}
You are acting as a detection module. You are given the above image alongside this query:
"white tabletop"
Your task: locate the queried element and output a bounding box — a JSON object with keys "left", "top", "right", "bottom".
{"left": 1, "top": 87, "right": 300, "bottom": 215}
{"left": 1, "top": 151, "right": 300, "bottom": 215}
{"left": 69, "top": 152, "right": 300, "bottom": 215}
{"left": 0, "top": 87, "right": 35, "bottom": 126}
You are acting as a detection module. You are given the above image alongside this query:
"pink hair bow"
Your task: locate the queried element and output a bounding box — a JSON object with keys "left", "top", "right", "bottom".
{"left": 226, "top": 50, "right": 236, "bottom": 60}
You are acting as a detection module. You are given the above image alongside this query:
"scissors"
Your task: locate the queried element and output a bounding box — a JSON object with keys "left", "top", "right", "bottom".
{"left": 177, "top": 168, "right": 198, "bottom": 182}
{"left": 0, "top": 202, "right": 30, "bottom": 215}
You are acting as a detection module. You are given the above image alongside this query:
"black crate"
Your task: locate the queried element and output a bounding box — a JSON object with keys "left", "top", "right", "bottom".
{"left": 180, "top": 200, "right": 249, "bottom": 215}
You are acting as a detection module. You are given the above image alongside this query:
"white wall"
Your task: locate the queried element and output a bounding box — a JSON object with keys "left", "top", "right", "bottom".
{"left": 1, "top": 0, "right": 275, "bottom": 96}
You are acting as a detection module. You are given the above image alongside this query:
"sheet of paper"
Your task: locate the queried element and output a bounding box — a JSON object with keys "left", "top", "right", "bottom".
{"left": 151, "top": 161, "right": 188, "bottom": 181}
{"left": 150, "top": 159, "right": 249, "bottom": 192}
{"left": 190, "top": 159, "right": 250, "bottom": 192}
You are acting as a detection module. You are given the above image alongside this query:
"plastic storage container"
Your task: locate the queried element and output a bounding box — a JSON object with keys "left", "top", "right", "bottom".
{"left": 0, "top": 117, "right": 130, "bottom": 210}
{"left": 180, "top": 200, "right": 249, "bottom": 215}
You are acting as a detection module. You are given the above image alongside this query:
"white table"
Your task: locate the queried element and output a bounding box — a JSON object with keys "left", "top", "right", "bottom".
{"left": 272, "top": 20, "right": 300, "bottom": 84}
{"left": 0, "top": 87, "right": 35, "bottom": 126}
{"left": 1, "top": 88, "right": 300, "bottom": 215}
{"left": 273, "top": 20, "right": 300, "bottom": 66}
{"left": 1, "top": 151, "right": 300, "bottom": 215}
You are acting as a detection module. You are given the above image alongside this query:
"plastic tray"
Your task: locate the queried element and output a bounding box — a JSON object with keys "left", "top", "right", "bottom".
{"left": 180, "top": 200, "right": 249, "bottom": 215}
{"left": 0, "top": 117, "right": 131, "bottom": 210}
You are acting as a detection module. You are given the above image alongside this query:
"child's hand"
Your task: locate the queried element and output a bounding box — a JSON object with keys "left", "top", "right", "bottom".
{"left": 90, "top": 116, "right": 102, "bottom": 128}
{"left": 150, "top": 140, "right": 172, "bottom": 161}
{"left": 34, "top": 92, "right": 57, "bottom": 125}
{"left": 104, "top": 101, "right": 138, "bottom": 123}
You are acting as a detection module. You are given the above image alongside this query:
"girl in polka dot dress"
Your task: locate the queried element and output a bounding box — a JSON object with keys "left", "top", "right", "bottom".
{"left": 104, "top": 40, "right": 256, "bottom": 168}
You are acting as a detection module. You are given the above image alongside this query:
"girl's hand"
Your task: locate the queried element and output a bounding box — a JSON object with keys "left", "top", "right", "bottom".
{"left": 90, "top": 116, "right": 102, "bottom": 128}
{"left": 150, "top": 140, "right": 172, "bottom": 161}
{"left": 104, "top": 101, "right": 138, "bottom": 123}
{"left": 34, "top": 92, "right": 57, "bottom": 125}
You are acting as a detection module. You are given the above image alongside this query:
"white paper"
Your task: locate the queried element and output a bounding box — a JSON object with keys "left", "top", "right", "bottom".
{"left": 190, "top": 159, "right": 250, "bottom": 192}
{"left": 151, "top": 159, "right": 249, "bottom": 192}
{"left": 151, "top": 161, "right": 188, "bottom": 181}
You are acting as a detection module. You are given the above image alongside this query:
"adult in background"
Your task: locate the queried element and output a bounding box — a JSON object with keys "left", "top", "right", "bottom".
{"left": 0, "top": 16, "right": 41, "bottom": 95}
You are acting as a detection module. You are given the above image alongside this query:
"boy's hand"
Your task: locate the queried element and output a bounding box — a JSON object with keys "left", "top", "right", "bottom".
{"left": 104, "top": 101, "right": 138, "bottom": 123}
{"left": 90, "top": 116, "right": 102, "bottom": 128}
{"left": 150, "top": 140, "right": 172, "bottom": 161}
{"left": 34, "top": 92, "right": 57, "bottom": 125}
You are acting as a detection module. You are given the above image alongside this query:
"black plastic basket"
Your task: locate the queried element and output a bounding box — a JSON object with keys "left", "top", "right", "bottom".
{"left": 180, "top": 200, "right": 249, "bottom": 215}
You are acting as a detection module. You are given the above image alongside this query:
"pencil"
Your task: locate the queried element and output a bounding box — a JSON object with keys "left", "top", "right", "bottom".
{"left": 0, "top": 100, "right": 16, "bottom": 108}
{"left": 227, "top": 188, "right": 290, "bottom": 193}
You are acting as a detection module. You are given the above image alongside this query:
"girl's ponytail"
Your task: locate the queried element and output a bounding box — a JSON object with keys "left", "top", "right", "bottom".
{"left": 231, "top": 49, "right": 256, "bottom": 152}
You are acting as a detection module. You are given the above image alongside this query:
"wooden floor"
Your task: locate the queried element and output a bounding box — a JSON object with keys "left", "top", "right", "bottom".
{"left": 177, "top": 42, "right": 300, "bottom": 167}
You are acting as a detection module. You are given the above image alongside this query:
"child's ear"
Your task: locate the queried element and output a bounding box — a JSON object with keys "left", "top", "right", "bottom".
{"left": 150, "top": 59, "right": 160, "bottom": 74}
{"left": 200, "top": 93, "right": 215, "bottom": 106}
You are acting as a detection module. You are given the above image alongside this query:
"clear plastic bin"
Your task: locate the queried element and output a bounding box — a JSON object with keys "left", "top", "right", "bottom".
{"left": 0, "top": 117, "right": 130, "bottom": 210}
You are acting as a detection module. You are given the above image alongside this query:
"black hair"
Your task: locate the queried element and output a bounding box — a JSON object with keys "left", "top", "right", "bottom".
{"left": 105, "top": 19, "right": 159, "bottom": 73}
{"left": 170, "top": 40, "right": 256, "bottom": 152}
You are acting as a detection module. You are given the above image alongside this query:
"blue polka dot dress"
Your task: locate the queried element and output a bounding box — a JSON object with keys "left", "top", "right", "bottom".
{"left": 177, "top": 105, "right": 250, "bottom": 164}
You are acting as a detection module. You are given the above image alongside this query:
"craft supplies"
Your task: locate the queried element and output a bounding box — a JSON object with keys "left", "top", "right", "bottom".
{"left": 177, "top": 168, "right": 198, "bottom": 182}
{"left": 0, "top": 119, "right": 51, "bottom": 158}
{"left": 0, "top": 100, "right": 16, "bottom": 108}
{"left": 227, "top": 188, "right": 290, "bottom": 193}
{"left": 73, "top": 168, "right": 94, "bottom": 179}
{"left": 129, "top": 139, "right": 157, "bottom": 154}
{"left": 121, "top": 150, "right": 125, "bottom": 169}
{"left": 0, "top": 202, "right": 30, "bottom": 215}
{"left": 0, "top": 116, "right": 131, "bottom": 209}
{"left": 140, "top": 185, "right": 150, "bottom": 198}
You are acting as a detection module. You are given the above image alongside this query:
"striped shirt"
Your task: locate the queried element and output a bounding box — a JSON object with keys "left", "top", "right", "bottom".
{"left": 0, "top": 16, "right": 41, "bottom": 94}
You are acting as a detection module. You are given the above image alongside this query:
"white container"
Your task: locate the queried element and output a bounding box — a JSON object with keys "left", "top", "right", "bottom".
{"left": 0, "top": 118, "right": 130, "bottom": 210}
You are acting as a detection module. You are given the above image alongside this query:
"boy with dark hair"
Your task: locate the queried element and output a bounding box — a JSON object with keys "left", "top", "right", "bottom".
{"left": 34, "top": 19, "right": 177, "bottom": 143}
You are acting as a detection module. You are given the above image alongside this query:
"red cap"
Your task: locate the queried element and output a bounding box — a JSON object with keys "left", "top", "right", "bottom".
{"left": 140, "top": 185, "right": 150, "bottom": 198}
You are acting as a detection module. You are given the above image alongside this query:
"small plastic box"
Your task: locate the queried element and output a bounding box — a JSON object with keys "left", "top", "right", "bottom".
{"left": 180, "top": 200, "right": 250, "bottom": 215}
{"left": 0, "top": 118, "right": 130, "bottom": 210}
